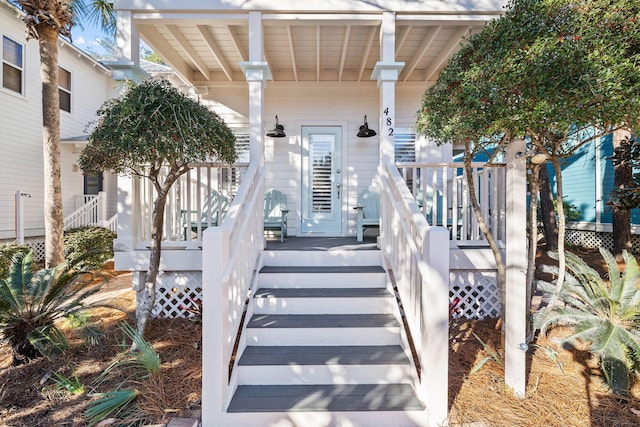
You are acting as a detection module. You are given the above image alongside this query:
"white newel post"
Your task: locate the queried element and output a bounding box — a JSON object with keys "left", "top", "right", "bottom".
{"left": 505, "top": 139, "right": 528, "bottom": 397}
{"left": 202, "top": 227, "right": 229, "bottom": 426}
{"left": 422, "top": 225, "right": 450, "bottom": 426}
{"left": 98, "top": 191, "right": 107, "bottom": 227}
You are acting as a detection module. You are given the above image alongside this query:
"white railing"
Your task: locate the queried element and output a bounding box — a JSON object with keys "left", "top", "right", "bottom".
{"left": 128, "top": 163, "right": 248, "bottom": 247}
{"left": 201, "top": 163, "right": 265, "bottom": 424}
{"left": 396, "top": 162, "right": 506, "bottom": 242}
{"left": 378, "top": 157, "right": 450, "bottom": 426}
{"left": 105, "top": 214, "right": 118, "bottom": 233}
{"left": 64, "top": 192, "right": 106, "bottom": 230}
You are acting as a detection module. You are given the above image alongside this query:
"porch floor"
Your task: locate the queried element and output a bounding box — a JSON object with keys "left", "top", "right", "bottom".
{"left": 265, "top": 235, "right": 378, "bottom": 251}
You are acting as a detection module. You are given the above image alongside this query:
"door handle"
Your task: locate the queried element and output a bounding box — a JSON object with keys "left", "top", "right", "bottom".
{"left": 336, "top": 183, "right": 341, "bottom": 199}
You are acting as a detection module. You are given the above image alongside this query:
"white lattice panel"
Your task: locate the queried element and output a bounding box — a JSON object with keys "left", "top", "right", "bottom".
{"left": 24, "top": 238, "right": 46, "bottom": 262}
{"left": 450, "top": 271, "right": 501, "bottom": 320}
{"left": 152, "top": 271, "right": 203, "bottom": 319}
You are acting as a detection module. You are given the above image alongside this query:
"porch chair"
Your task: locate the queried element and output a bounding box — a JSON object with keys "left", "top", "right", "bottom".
{"left": 182, "top": 189, "right": 230, "bottom": 238}
{"left": 264, "top": 189, "right": 289, "bottom": 242}
{"left": 354, "top": 186, "right": 380, "bottom": 242}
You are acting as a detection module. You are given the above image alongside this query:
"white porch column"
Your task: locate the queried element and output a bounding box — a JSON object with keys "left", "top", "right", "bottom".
{"left": 372, "top": 12, "right": 404, "bottom": 164}
{"left": 240, "top": 12, "right": 271, "bottom": 168}
{"left": 113, "top": 175, "right": 134, "bottom": 252}
{"left": 505, "top": 139, "right": 528, "bottom": 397}
{"left": 110, "top": 11, "right": 146, "bottom": 81}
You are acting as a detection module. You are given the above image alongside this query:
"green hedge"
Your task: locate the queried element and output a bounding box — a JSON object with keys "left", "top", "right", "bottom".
{"left": 0, "top": 242, "right": 32, "bottom": 279}
{"left": 64, "top": 226, "right": 116, "bottom": 270}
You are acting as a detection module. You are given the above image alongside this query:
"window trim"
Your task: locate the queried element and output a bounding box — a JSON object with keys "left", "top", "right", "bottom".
{"left": 2, "top": 35, "right": 24, "bottom": 95}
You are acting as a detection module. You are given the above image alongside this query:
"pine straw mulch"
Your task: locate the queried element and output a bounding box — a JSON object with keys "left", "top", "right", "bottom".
{"left": 0, "top": 273, "right": 202, "bottom": 427}
{"left": 1, "top": 248, "right": 640, "bottom": 426}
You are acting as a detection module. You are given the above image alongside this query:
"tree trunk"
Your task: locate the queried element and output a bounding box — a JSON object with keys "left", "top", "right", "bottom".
{"left": 611, "top": 130, "right": 633, "bottom": 260}
{"left": 136, "top": 168, "right": 185, "bottom": 339}
{"left": 463, "top": 141, "right": 506, "bottom": 316}
{"left": 526, "top": 164, "right": 541, "bottom": 336}
{"left": 551, "top": 155, "right": 567, "bottom": 298}
{"left": 38, "top": 26, "right": 65, "bottom": 268}
{"left": 136, "top": 188, "right": 168, "bottom": 339}
{"left": 538, "top": 165, "right": 558, "bottom": 252}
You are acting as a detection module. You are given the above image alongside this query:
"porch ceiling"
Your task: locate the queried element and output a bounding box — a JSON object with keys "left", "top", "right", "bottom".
{"left": 134, "top": 12, "right": 497, "bottom": 92}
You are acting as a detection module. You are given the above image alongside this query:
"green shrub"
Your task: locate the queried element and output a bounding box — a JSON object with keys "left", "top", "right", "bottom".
{"left": 0, "top": 242, "right": 31, "bottom": 279}
{"left": 64, "top": 226, "right": 116, "bottom": 270}
{"left": 0, "top": 251, "right": 103, "bottom": 364}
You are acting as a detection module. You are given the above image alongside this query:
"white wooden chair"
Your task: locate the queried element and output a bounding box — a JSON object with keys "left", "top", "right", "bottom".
{"left": 354, "top": 186, "right": 380, "bottom": 242}
{"left": 264, "top": 189, "right": 289, "bottom": 242}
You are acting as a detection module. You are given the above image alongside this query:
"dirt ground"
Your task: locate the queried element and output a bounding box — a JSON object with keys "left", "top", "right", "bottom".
{"left": 0, "top": 247, "right": 639, "bottom": 426}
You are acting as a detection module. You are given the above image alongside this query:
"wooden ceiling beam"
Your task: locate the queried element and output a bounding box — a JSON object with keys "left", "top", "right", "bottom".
{"left": 167, "top": 24, "right": 211, "bottom": 81}
{"left": 196, "top": 25, "right": 233, "bottom": 81}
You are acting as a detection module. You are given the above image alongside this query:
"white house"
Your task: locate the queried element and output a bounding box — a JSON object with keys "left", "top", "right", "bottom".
{"left": 111, "top": 1, "right": 529, "bottom": 426}
{"left": 0, "top": 0, "right": 118, "bottom": 256}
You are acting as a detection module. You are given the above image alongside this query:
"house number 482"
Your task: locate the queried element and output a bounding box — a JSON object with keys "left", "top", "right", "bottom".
{"left": 383, "top": 107, "right": 394, "bottom": 136}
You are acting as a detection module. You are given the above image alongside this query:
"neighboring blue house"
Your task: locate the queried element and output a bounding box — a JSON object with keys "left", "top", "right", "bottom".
{"left": 548, "top": 133, "right": 640, "bottom": 251}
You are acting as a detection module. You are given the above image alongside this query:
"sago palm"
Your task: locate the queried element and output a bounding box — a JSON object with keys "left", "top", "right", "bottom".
{"left": 535, "top": 248, "right": 640, "bottom": 394}
{"left": 0, "top": 251, "right": 103, "bottom": 364}
{"left": 11, "top": 0, "right": 115, "bottom": 267}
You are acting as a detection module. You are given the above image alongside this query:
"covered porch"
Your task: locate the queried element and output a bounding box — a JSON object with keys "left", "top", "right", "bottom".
{"left": 111, "top": 1, "right": 525, "bottom": 426}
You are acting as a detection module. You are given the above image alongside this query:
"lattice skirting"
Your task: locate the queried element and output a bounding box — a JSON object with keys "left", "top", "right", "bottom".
{"left": 151, "top": 271, "right": 203, "bottom": 319}
{"left": 450, "top": 270, "right": 501, "bottom": 320}
{"left": 0, "top": 237, "right": 45, "bottom": 263}
{"left": 565, "top": 229, "right": 640, "bottom": 254}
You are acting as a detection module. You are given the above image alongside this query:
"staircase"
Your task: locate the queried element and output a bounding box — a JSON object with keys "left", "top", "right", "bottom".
{"left": 226, "top": 248, "right": 428, "bottom": 427}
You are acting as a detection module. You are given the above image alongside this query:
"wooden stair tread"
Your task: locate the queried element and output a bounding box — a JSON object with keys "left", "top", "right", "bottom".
{"left": 228, "top": 384, "right": 424, "bottom": 412}
{"left": 259, "top": 265, "right": 385, "bottom": 274}
{"left": 238, "top": 345, "right": 409, "bottom": 366}
{"left": 247, "top": 314, "right": 399, "bottom": 328}
{"left": 254, "top": 287, "right": 392, "bottom": 298}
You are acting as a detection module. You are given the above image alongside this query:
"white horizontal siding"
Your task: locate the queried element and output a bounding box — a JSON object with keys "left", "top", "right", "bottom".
{"left": 0, "top": 3, "right": 113, "bottom": 239}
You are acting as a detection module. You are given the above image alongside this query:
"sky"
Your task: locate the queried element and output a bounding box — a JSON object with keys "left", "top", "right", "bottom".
{"left": 69, "top": 21, "right": 111, "bottom": 58}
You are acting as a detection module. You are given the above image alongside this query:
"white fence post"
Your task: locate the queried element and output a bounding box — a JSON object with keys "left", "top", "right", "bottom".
{"left": 505, "top": 139, "right": 528, "bottom": 397}
{"left": 421, "top": 225, "right": 450, "bottom": 426}
{"left": 201, "top": 226, "right": 229, "bottom": 426}
{"left": 114, "top": 175, "right": 135, "bottom": 251}
{"left": 15, "top": 190, "right": 28, "bottom": 244}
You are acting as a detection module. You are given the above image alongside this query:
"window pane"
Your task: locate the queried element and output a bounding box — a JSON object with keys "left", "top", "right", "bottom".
{"left": 59, "top": 88, "right": 71, "bottom": 112}
{"left": 3, "top": 36, "right": 22, "bottom": 67}
{"left": 3, "top": 63, "right": 22, "bottom": 93}
{"left": 58, "top": 67, "right": 71, "bottom": 90}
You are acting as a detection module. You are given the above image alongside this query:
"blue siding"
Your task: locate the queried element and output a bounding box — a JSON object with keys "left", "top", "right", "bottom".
{"left": 547, "top": 139, "right": 597, "bottom": 222}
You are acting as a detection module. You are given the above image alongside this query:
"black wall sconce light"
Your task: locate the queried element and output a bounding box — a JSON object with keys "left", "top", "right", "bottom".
{"left": 266, "top": 115, "right": 286, "bottom": 138}
{"left": 357, "top": 115, "right": 377, "bottom": 138}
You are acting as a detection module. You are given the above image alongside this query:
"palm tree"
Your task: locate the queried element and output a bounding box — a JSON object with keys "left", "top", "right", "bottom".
{"left": 13, "top": 0, "right": 115, "bottom": 267}
{"left": 535, "top": 248, "right": 640, "bottom": 395}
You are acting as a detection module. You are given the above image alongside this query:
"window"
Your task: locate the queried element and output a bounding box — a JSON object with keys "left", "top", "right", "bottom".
{"left": 394, "top": 131, "right": 416, "bottom": 163}
{"left": 58, "top": 66, "right": 71, "bottom": 112}
{"left": 2, "top": 36, "right": 23, "bottom": 94}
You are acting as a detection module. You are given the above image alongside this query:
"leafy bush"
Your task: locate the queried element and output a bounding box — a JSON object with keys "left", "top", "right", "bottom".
{"left": 64, "top": 226, "right": 116, "bottom": 270}
{"left": 535, "top": 248, "right": 640, "bottom": 395}
{"left": 0, "top": 242, "right": 31, "bottom": 279}
{"left": 0, "top": 251, "right": 104, "bottom": 364}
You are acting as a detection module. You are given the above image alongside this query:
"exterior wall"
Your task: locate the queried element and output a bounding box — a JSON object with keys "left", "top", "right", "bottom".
{"left": 0, "top": 1, "right": 115, "bottom": 241}
{"left": 215, "top": 82, "right": 448, "bottom": 237}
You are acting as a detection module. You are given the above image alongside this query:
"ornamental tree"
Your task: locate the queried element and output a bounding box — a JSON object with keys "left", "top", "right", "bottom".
{"left": 417, "top": 0, "right": 640, "bottom": 310}
{"left": 79, "top": 79, "right": 236, "bottom": 337}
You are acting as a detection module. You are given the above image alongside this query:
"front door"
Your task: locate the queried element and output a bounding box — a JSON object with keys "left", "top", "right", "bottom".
{"left": 301, "top": 126, "right": 343, "bottom": 234}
